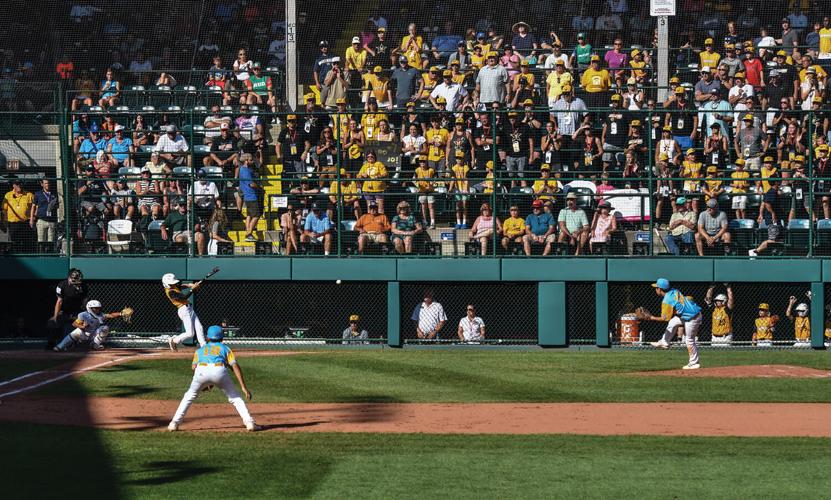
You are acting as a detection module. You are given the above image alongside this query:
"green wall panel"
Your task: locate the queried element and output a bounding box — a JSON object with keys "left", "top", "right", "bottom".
{"left": 715, "top": 259, "right": 821, "bottom": 282}
{"left": 187, "top": 258, "right": 291, "bottom": 280}
{"left": 70, "top": 257, "right": 186, "bottom": 280}
{"left": 502, "top": 259, "right": 606, "bottom": 281}
{"left": 595, "top": 281, "right": 610, "bottom": 347}
{"left": 291, "top": 258, "right": 397, "bottom": 281}
{"left": 538, "top": 282, "right": 566, "bottom": 347}
{"left": 387, "top": 282, "right": 401, "bottom": 347}
{"left": 397, "top": 259, "right": 500, "bottom": 281}
{"left": 0, "top": 257, "right": 68, "bottom": 280}
{"left": 607, "top": 259, "right": 714, "bottom": 282}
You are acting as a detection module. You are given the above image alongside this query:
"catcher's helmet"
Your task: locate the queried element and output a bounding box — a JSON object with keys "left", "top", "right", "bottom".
{"left": 796, "top": 303, "right": 809, "bottom": 313}
{"left": 68, "top": 268, "right": 84, "bottom": 285}
{"left": 714, "top": 294, "right": 727, "bottom": 302}
{"left": 162, "top": 273, "right": 180, "bottom": 288}
{"left": 206, "top": 325, "right": 224, "bottom": 341}
{"left": 86, "top": 300, "right": 102, "bottom": 315}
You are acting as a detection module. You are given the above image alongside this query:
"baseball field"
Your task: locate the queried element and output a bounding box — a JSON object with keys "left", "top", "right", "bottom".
{"left": 3, "top": 348, "right": 831, "bottom": 498}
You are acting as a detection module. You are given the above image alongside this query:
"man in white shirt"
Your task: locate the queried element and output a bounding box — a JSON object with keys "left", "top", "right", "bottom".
{"left": 188, "top": 169, "right": 221, "bottom": 211}
{"left": 430, "top": 70, "right": 468, "bottom": 111}
{"left": 416, "top": 290, "right": 447, "bottom": 340}
{"left": 543, "top": 43, "right": 570, "bottom": 70}
{"left": 155, "top": 124, "right": 190, "bottom": 166}
{"left": 457, "top": 304, "right": 486, "bottom": 342}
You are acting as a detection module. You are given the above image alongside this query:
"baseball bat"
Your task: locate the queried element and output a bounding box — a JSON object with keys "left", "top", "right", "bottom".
{"left": 204, "top": 266, "right": 220, "bottom": 280}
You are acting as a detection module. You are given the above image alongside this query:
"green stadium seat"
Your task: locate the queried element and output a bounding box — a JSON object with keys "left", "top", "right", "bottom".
{"left": 729, "top": 219, "right": 756, "bottom": 252}
{"left": 787, "top": 219, "right": 811, "bottom": 255}
{"left": 816, "top": 219, "right": 831, "bottom": 255}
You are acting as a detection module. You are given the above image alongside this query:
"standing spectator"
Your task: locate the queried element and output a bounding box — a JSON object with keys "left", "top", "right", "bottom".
{"left": 475, "top": 52, "right": 509, "bottom": 107}
{"left": 511, "top": 22, "right": 537, "bottom": 58}
{"left": 504, "top": 112, "right": 533, "bottom": 188}
{"left": 412, "top": 156, "right": 435, "bottom": 228}
{"left": 237, "top": 154, "right": 260, "bottom": 242}
{"left": 819, "top": 17, "right": 831, "bottom": 60}
{"left": 735, "top": 114, "right": 763, "bottom": 170}
{"left": 696, "top": 199, "right": 731, "bottom": 256}
{"left": 363, "top": 70, "right": 392, "bottom": 111}
{"left": 557, "top": 192, "right": 590, "bottom": 255}
{"left": 748, "top": 177, "right": 783, "bottom": 257}
{"left": 3, "top": 179, "right": 33, "bottom": 252}
{"left": 425, "top": 116, "right": 450, "bottom": 175}
{"left": 665, "top": 88, "right": 698, "bottom": 151}
{"left": 604, "top": 39, "right": 628, "bottom": 79}
{"left": 342, "top": 314, "right": 369, "bottom": 344}
{"left": 399, "top": 23, "right": 426, "bottom": 71}
{"left": 742, "top": 49, "right": 765, "bottom": 90}
{"left": 322, "top": 58, "right": 347, "bottom": 110}
{"left": 545, "top": 61, "right": 573, "bottom": 109}
{"left": 30, "top": 179, "right": 58, "bottom": 251}
{"left": 416, "top": 289, "right": 446, "bottom": 340}
{"left": 366, "top": 27, "right": 391, "bottom": 69}
{"left": 447, "top": 42, "right": 471, "bottom": 70}
{"left": 232, "top": 48, "right": 253, "bottom": 82}
{"left": 390, "top": 56, "right": 420, "bottom": 109}
{"left": 357, "top": 150, "right": 387, "bottom": 214}
{"left": 699, "top": 38, "right": 721, "bottom": 70}
{"left": 277, "top": 115, "right": 306, "bottom": 178}
{"left": 313, "top": 41, "right": 333, "bottom": 103}
{"left": 430, "top": 70, "right": 468, "bottom": 111}
{"left": 523, "top": 198, "right": 556, "bottom": 255}
{"left": 302, "top": 203, "right": 333, "bottom": 255}
{"left": 778, "top": 18, "right": 800, "bottom": 55}
{"left": 719, "top": 46, "right": 742, "bottom": 78}
{"left": 458, "top": 304, "right": 486, "bottom": 342}
{"left": 730, "top": 159, "right": 751, "bottom": 219}
{"left": 550, "top": 85, "right": 588, "bottom": 166}
{"left": 580, "top": 55, "right": 612, "bottom": 110}
{"left": 570, "top": 33, "right": 593, "bottom": 72}
{"left": 355, "top": 201, "right": 390, "bottom": 254}
{"left": 663, "top": 197, "right": 697, "bottom": 255}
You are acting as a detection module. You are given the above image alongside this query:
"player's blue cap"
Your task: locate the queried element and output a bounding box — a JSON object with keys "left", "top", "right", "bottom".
{"left": 206, "top": 325, "right": 224, "bottom": 341}
{"left": 652, "top": 278, "right": 670, "bottom": 290}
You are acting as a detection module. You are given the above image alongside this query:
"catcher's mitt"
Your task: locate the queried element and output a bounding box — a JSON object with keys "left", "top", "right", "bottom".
{"left": 634, "top": 307, "right": 652, "bottom": 321}
{"left": 120, "top": 307, "right": 135, "bottom": 324}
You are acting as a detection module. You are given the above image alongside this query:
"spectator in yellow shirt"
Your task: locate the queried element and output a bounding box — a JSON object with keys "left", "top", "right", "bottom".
{"left": 699, "top": 38, "right": 721, "bottom": 69}
{"left": 449, "top": 61, "right": 466, "bottom": 85}
{"left": 363, "top": 67, "right": 392, "bottom": 109}
{"left": 418, "top": 66, "right": 441, "bottom": 100}
{"left": 501, "top": 205, "right": 526, "bottom": 252}
{"left": 345, "top": 37, "right": 368, "bottom": 72}
{"left": 399, "top": 23, "right": 425, "bottom": 70}
{"left": 629, "top": 49, "right": 648, "bottom": 81}
{"left": 470, "top": 46, "right": 485, "bottom": 68}
{"left": 449, "top": 151, "right": 470, "bottom": 229}
{"left": 580, "top": 55, "right": 612, "bottom": 109}
{"left": 328, "top": 169, "right": 361, "bottom": 221}
{"left": 532, "top": 164, "right": 559, "bottom": 201}
{"left": 425, "top": 117, "right": 450, "bottom": 173}
{"left": 357, "top": 150, "right": 387, "bottom": 214}
{"left": 3, "top": 179, "right": 34, "bottom": 253}
{"left": 702, "top": 166, "right": 724, "bottom": 202}
{"left": 730, "top": 158, "right": 750, "bottom": 219}
{"left": 819, "top": 17, "right": 831, "bottom": 57}
{"left": 758, "top": 156, "right": 778, "bottom": 194}
{"left": 360, "top": 99, "right": 389, "bottom": 141}
{"left": 545, "top": 60, "right": 573, "bottom": 107}
{"left": 412, "top": 156, "right": 436, "bottom": 229}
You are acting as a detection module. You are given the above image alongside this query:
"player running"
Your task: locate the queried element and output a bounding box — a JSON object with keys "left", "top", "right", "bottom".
{"left": 642, "top": 278, "right": 703, "bottom": 370}
{"left": 53, "top": 300, "right": 125, "bottom": 351}
{"left": 168, "top": 325, "right": 261, "bottom": 432}
{"left": 162, "top": 273, "right": 206, "bottom": 350}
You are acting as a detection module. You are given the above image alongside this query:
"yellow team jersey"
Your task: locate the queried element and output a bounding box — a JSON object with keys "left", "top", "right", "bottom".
{"left": 471, "top": 53, "right": 486, "bottom": 67}
{"left": 546, "top": 71, "right": 573, "bottom": 100}
{"left": 755, "top": 316, "right": 777, "bottom": 340}
{"left": 363, "top": 74, "right": 389, "bottom": 104}
{"left": 799, "top": 65, "right": 828, "bottom": 83}
{"left": 699, "top": 51, "right": 721, "bottom": 69}
{"left": 451, "top": 164, "right": 470, "bottom": 192}
{"left": 825, "top": 320, "right": 831, "bottom": 339}
{"left": 820, "top": 28, "right": 831, "bottom": 55}
{"left": 165, "top": 287, "right": 190, "bottom": 309}
{"left": 513, "top": 72, "right": 535, "bottom": 89}
{"left": 681, "top": 161, "right": 702, "bottom": 192}
{"left": 330, "top": 113, "right": 351, "bottom": 141}
{"left": 760, "top": 166, "right": 778, "bottom": 193}
{"left": 704, "top": 178, "right": 722, "bottom": 200}
{"left": 414, "top": 166, "right": 435, "bottom": 192}
{"left": 532, "top": 179, "right": 558, "bottom": 200}
{"left": 358, "top": 161, "right": 387, "bottom": 192}
{"left": 630, "top": 60, "right": 647, "bottom": 79}
{"left": 420, "top": 74, "right": 439, "bottom": 98}
{"left": 483, "top": 170, "right": 494, "bottom": 193}
{"left": 731, "top": 170, "right": 750, "bottom": 193}
{"left": 451, "top": 73, "right": 466, "bottom": 85}
{"left": 503, "top": 217, "right": 526, "bottom": 237}
{"left": 3, "top": 191, "right": 33, "bottom": 223}
{"left": 580, "top": 68, "right": 611, "bottom": 92}
{"left": 400, "top": 35, "right": 425, "bottom": 69}
{"left": 345, "top": 46, "right": 367, "bottom": 71}
{"left": 425, "top": 128, "right": 449, "bottom": 161}
{"left": 794, "top": 316, "right": 810, "bottom": 342}
{"left": 711, "top": 306, "right": 732, "bottom": 336}
{"left": 329, "top": 180, "right": 358, "bottom": 201}
{"left": 361, "top": 112, "right": 389, "bottom": 141}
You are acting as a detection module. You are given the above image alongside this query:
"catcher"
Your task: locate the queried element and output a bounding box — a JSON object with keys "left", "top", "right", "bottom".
{"left": 53, "top": 300, "right": 133, "bottom": 351}
{"left": 636, "top": 278, "right": 702, "bottom": 370}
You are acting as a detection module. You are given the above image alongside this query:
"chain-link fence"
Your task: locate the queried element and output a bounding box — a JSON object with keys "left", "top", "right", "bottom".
{"left": 399, "top": 282, "right": 537, "bottom": 344}
{"left": 567, "top": 282, "right": 596, "bottom": 344}
{"left": 608, "top": 282, "right": 814, "bottom": 348}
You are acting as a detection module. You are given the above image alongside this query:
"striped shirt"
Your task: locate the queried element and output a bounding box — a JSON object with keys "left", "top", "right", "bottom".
{"left": 418, "top": 301, "right": 447, "bottom": 338}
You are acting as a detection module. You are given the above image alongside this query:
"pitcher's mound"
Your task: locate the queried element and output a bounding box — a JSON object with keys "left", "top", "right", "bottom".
{"left": 638, "top": 364, "right": 831, "bottom": 378}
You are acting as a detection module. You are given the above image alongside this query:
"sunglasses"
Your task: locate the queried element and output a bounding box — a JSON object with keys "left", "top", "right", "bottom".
{"left": 467, "top": 308, "right": 475, "bottom": 311}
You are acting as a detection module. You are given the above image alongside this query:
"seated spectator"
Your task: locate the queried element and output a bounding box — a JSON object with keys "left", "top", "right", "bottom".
{"left": 589, "top": 201, "right": 617, "bottom": 252}
{"left": 663, "top": 197, "right": 697, "bottom": 255}
{"left": 328, "top": 169, "right": 361, "bottom": 221}
{"left": 161, "top": 196, "right": 205, "bottom": 255}
{"left": 523, "top": 199, "right": 556, "bottom": 256}
{"left": 301, "top": 201, "right": 333, "bottom": 255}
{"left": 131, "top": 114, "right": 153, "bottom": 148}
{"left": 155, "top": 72, "right": 177, "bottom": 88}
{"left": 280, "top": 203, "right": 301, "bottom": 256}
{"left": 98, "top": 69, "right": 121, "bottom": 108}
{"left": 235, "top": 104, "right": 265, "bottom": 140}
{"left": 749, "top": 177, "right": 783, "bottom": 257}
{"left": 107, "top": 125, "right": 134, "bottom": 168}
{"left": 357, "top": 150, "right": 387, "bottom": 214}
{"left": 457, "top": 304, "right": 486, "bottom": 342}
{"left": 245, "top": 63, "right": 276, "bottom": 113}
{"left": 355, "top": 201, "right": 390, "bottom": 254}
{"left": 91, "top": 150, "right": 115, "bottom": 189}
{"left": 696, "top": 198, "right": 731, "bottom": 256}
{"left": 557, "top": 192, "right": 590, "bottom": 255}
{"left": 30, "top": 179, "right": 58, "bottom": 250}
{"left": 78, "top": 164, "right": 111, "bottom": 215}
{"left": 469, "top": 203, "right": 502, "bottom": 256}
{"left": 77, "top": 125, "right": 106, "bottom": 171}
{"left": 206, "top": 207, "right": 233, "bottom": 256}
{"left": 203, "top": 105, "right": 232, "bottom": 136}
{"left": 390, "top": 200, "right": 422, "bottom": 254}
{"left": 189, "top": 168, "right": 220, "bottom": 222}
{"left": 532, "top": 164, "right": 559, "bottom": 201}
{"left": 134, "top": 166, "right": 163, "bottom": 220}
{"left": 110, "top": 177, "right": 135, "bottom": 220}
{"left": 363, "top": 67, "right": 392, "bottom": 111}
{"left": 501, "top": 205, "right": 526, "bottom": 252}
{"left": 342, "top": 314, "right": 369, "bottom": 345}
{"left": 154, "top": 124, "right": 190, "bottom": 168}
{"left": 71, "top": 70, "right": 95, "bottom": 111}
{"left": 204, "top": 123, "right": 238, "bottom": 171}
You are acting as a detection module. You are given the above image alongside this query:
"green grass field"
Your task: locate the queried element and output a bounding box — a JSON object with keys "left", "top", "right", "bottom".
{"left": 8, "top": 349, "right": 831, "bottom": 498}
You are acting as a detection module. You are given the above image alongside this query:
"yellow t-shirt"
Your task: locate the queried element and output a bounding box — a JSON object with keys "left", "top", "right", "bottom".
{"left": 532, "top": 179, "right": 558, "bottom": 200}
{"left": 414, "top": 166, "right": 435, "bottom": 192}
{"left": 704, "top": 178, "right": 722, "bottom": 200}
{"left": 794, "top": 316, "right": 810, "bottom": 342}
{"left": 425, "top": 127, "right": 449, "bottom": 161}
{"left": 361, "top": 112, "right": 389, "bottom": 141}
{"left": 730, "top": 170, "right": 750, "bottom": 193}
{"left": 754, "top": 316, "right": 777, "bottom": 341}
{"left": 483, "top": 170, "right": 494, "bottom": 194}
{"left": 420, "top": 73, "right": 439, "bottom": 98}
{"left": 358, "top": 161, "right": 387, "bottom": 192}
{"left": 760, "top": 166, "right": 778, "bottom": 193}
{"left": 799, "top": 65, "right": 828, "bottom": 83}
{"left": 165, "top": 287, "right": 190, "bottom": 309}
{"left": 820, "top": 28, "right": 831, "bottom": 55}
{"left": 681, "top": 161, "right": 702, "bottom": 192}
{"left": 699, "top": 51, "right": 721, "bottom": 69}
{"left": 329, "top": 180, "right": 358, "bottom": 202}
{"left": 400, "top": 35, "right": 425, "bottom": 69}
{"left": 513, "top": 72, "right": 535, "bottom": 89}
{"left": 630, "top": 60, "right": 647, "bottom": 79}
{"left": 503, "top": 217, "right": 526, "bottom": 237}
{"left": 711, "top": 306, "right": 732, "bottom": 336}
{"left": 330, "top": 113, "right": 351, "bottom": 141}
{"left": 363, "top": 74, "right": 389, "bottom": 104}
{"left": 3, "top": 191, "right": 33, "bottom": 223}
{"left": 451, "top": 164, "right": 470, "bottom": 192}
{"left": 546, "top": 71, "right": 573, "bottom": 100}
{"left": 580, "top": 68, "right": 611, "bottom": 92}
{"left": 471, "top": 53, "right": 486, "bottom": 67}
{"left": 345, "top": 46, "right": 367, "bottom": 71}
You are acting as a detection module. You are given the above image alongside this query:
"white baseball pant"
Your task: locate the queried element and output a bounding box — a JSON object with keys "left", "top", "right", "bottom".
{"left": 661, "top": 316, "right": 684, "bottom": 344}
{"left": 711, "top": 334, "right": 733, "bottom": 345}
{"left": 172, "top": 305, "right": 206, "bottom": 347}
{"left": 683, "top": 314, "right": 701, "bottom": 365}
{"left": 170, "top": 364, "right": 255, "bottom": 427}
{"left": 56, "top": 325, "right": 110, "bottom": 350}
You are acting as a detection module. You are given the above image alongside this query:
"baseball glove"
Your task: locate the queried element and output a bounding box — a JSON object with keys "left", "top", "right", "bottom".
{"left": 634, "top": 307, "right": 652, "bottom": 321}
{"left": 120, "top": 307, "right": 135, "bottom": 324}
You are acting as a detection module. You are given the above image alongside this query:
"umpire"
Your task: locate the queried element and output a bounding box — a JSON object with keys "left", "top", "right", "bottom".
{"left": 46, "top": 268, "right": 89, "bottom": 349}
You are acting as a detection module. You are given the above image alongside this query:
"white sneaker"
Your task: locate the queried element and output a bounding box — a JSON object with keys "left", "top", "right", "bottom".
{"left": 245, "top": 422, "right": 262, "bottom": 432}
{"left": 748, "top": 250, "right": 758, "bottom": 257}
{"left": 168, "top": 337, "right": 178, "bottom": 351}
{"left": 682, "top": 363, "right": 701, "bottom": 370}
{"left": 649, "top": 341, "right": 670, "bottom": 349}
{"left": 167, "top": 422, "right": 179, "bottom": 432}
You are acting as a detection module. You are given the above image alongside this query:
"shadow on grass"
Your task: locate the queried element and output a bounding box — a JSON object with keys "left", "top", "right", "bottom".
{"left": 123, "top": 460, "right": 220, "bottom": 486}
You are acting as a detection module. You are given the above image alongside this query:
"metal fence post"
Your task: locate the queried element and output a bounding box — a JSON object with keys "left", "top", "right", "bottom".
{"left": 811, "top": 282, "right": 825, "bottom": 349}
{"left": 387, "top": 281, "right": 401, "bottom": 347}
{"left": 595, "top": 281, "right": 610, "bottom": 347}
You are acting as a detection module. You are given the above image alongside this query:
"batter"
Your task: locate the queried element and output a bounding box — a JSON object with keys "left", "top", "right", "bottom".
{"left": 162, "top": 273, "right": 206, "bottom": 350}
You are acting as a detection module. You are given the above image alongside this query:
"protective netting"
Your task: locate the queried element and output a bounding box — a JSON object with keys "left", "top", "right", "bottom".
{"left": 567, "top": 282, "right": 596, "bottom": 343}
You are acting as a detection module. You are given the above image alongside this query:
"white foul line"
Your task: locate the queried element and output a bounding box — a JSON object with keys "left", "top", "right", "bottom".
{"left": 0, "top": 352, "right": 161, "bottom": 399}
{"left": 0, "top": 370, "right": 47, "bottom": 388}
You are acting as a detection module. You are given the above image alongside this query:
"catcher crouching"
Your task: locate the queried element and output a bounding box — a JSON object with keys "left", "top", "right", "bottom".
{"left": 636, "top": 278, "right": 702, "bottom": 370}
{"left": 53, "top": 300, "right": 133, "bottom": 351}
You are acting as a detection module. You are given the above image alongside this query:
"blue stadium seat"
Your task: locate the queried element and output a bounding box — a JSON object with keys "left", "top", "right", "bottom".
{"left": 787, "top": 219, "right": 810, "bottom": 254}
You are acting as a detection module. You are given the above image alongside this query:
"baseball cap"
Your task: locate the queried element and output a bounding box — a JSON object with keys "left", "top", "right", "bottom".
{"left": 476, "top": 31, "right": 486, "bottom": 39}
{"left": 630, "top": 49, "right": 640, "bottom": 57}
{"left": 196, "top": 168, "right": 206, "bottom": 177}
{"left": 286, "top": 114, "right": 297, "bottom": 121}
{"left": 373, "top": 66, "right": 383, "bottom": 73}
{"left": 819, "top": 144, "right": 830, "bottom": 152}
{"left": 83, "top": 164, "right": 95, "bottom": 172}
{"left": 734, "top": 72, "right": 745, "bottom": 79}
{"left": 252, "top": 61, "right": 261, "bottom": 69}
{"left": 89, "top": 122, "right": 99, "bottom": 133}
{"left": 522, "top": 98, "right": 534, "bottom": 106}
{"left": 450, "top": 60, "right": 460, "bottom": 66}
{"left": 577, "top": 32, "right": 586, "bottom": 39}
{"left": 429, "top": 66, "right": 440, "bottom": 73}
{"left": 743, "top": 113, "right": 754, "bottom": 121}
{"left": 531, "top": 199, "right": 544, "bottom": 208}
{"left": 406, "top": 101, "right": 416, "bottom": 107}
{"left": 349, "top": 314, "right": 360, "bottom": 322}
{"left": 662, "top": 125, "right": 672, "bottom": 132}
{"left": 707, "top": 198, "right": 718, "bottom": 208}
{"left": 114, "top": 124, "right": 125, "bottom": 131}
{"left": 377, "top": 27, "right": 386, "bottom": 33}
{"left": 704, "top": 37, "right": 714, "bottom": 45}
{"left": 686, "top": 148, "right": 695, "bottom": 155}
{"left": 399, "top": 55, "right": 408, "bottom": 62}
{"left": 457, "top": 41, "right": 465, "bottom": 47}
{"left": 735, "top": 158, "right": 746, "bottom": 166}
{"left": 676, "top": 196, "right": 687, "bottom": 204}
{"left": 319, "top": 40, "right": 329, "bottom": 47}
{"left": 455, "top": 150, "right": 465, "bottom": 158}
{"left": 590, "top": 55, "right": 600, "bottom": 62}
{"left": 520, "top": 60, "right": 529, "bottom": 66}
{"left": 630, "top": 119, "right": 641, "bottom": 127}
{"left": 368, "top": 201, "right": 378, "bottom": 208}
{"left": 335, "top": 97, "right": 346, "bottom": 105}
{"left": 700, "top": 66, "right": 711, "bottom": 73}
{"left": 166, "top": 124, "right": 177, "bottom": 132}
{"left": 776, "top": 50, "right": 787, "bottom": 57}
{"left": 442, "top": 69, "right": 452, "bottom": 77}
{"left": 707, "top": 165, "right": 718, "bottom": 173}
{"left": 652, "top": 278, "right": 670, "bottom": 290}
{"left": 485, "top": 160, "right": 494, "bottom": 169}
{"left": 555, "top": 60, "right": 565, "bottom": 66}
{"left": 561, "top": 83, "right": 573, "bottom": 93}
{"left": 454, "top": 117, "right": 465, "bottom": 124}
{"left": 351, "top": 36, "right": 360, "bottom": 44}
{"left": 669, "top": 76, "right": 680, "bottom": 84}
{"left": 674, "top": 86, "right": 685, "bottom": 95}
{"left": 540, "top": 163, "right": 551, "bottom": 171}
{"left": 507, "top": 111, "right": 519, "bottom": 117}
{"left": 763, "top": 156, "right": 774, "bottom": 163}
{"left": 759, "top": 303, "right": 770, "bottom": 310}
{"left": 219, "top": 122, "right": 229, "bottom": 130}
{"left": 304, "top": 93, "right": 316, "bottom": 102}
{"left": 611, "top": 94, "right": 622, "bottom": 102}
{"left": 566, "top": 192, "right": 578, "bottom": 200}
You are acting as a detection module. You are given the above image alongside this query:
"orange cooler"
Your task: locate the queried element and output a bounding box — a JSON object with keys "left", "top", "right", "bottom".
{"left": 618, "top": 314, "right": 641, "bottom": 344}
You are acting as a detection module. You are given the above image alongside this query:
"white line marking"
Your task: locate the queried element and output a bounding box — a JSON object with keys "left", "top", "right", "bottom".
{"left": 0, "top": 352, "right": 161, "bottom": 399}
{"left": 0, "top": 370, "right": 47, "bottom": 387}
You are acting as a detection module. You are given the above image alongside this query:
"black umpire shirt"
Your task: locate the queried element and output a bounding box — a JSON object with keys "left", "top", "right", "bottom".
{"left": 56, "top": 279, "right": 89, "bottom": 314}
